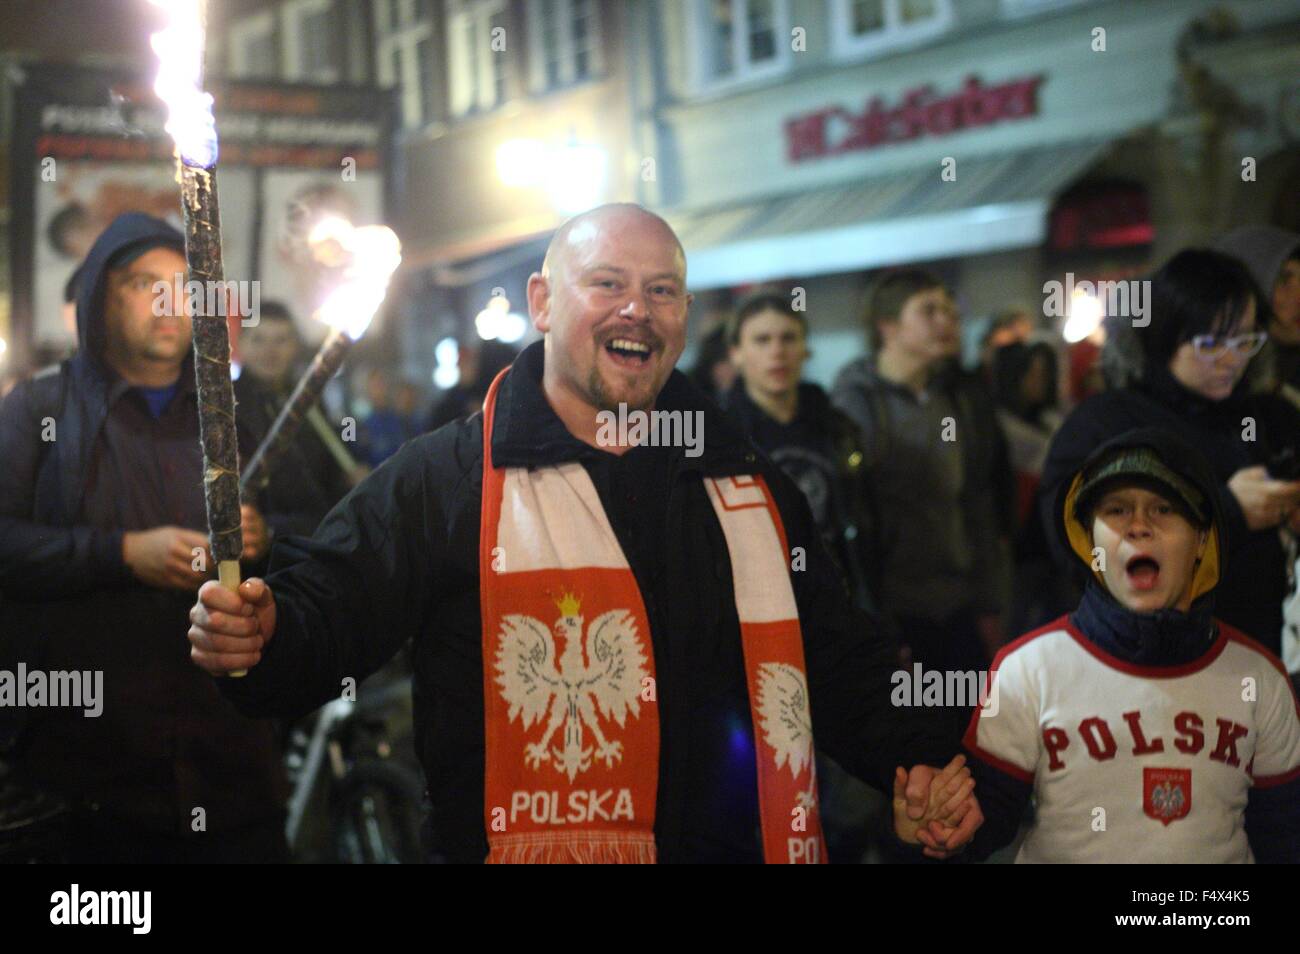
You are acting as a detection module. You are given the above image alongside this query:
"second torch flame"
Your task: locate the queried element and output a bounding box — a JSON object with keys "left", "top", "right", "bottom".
{"left": 308, "top": 217, "right": 403, "bottom": 340}
{"left": 239, "top": 218, "right": 401, "bottom": 496}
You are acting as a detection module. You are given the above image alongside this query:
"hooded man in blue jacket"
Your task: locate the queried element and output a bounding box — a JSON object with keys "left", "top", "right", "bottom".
{"left": 0, "top": 213, "right": 286, "bottom": 862}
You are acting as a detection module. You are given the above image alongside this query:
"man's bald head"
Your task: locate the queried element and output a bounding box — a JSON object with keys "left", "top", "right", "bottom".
{"left": 526, "top": 202, "right": 694, "bottom": 441}
{"left": 542, "top": 203, "right": 686, "bottom": 285}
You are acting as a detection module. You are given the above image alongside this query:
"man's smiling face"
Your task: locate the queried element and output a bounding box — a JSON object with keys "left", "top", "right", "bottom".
{"left": 530, "top": 208, "right": 692, "bottom": 415}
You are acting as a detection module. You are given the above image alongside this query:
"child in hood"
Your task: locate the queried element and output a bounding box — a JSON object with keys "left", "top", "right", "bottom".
{"left": 962, "top": 427, "right": 1300, "bottom": 862}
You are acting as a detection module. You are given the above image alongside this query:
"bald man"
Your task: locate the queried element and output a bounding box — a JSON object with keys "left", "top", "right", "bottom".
{"left": 188, "top": 204, "right": 981, "bottom": 863}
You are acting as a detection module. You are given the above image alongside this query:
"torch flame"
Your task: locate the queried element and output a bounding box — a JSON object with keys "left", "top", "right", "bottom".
{"left": 149, "top": 0, "right": 219, "bottom": 167}
{"left": 313, "top": 222, "right": 403, "bottom": 341}
{"left": 306, "top": 216, "right": 355, "bottom": 269}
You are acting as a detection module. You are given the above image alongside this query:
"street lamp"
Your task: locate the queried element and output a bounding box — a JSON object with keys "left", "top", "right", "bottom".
{"left": 493, "top": 135, "right": 608, "bottom": 216}
{"left": 1063, "top": 289, "right": 1104, "bottom": 344}
{"left": 544, "top": 138, "right": 607, "bottom": 215}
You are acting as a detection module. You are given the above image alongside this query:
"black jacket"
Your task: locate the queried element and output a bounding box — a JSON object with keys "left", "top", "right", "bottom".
{"left": 1039, "top": 364, "right": 1300, "bottom": 653}
{"left": 0, "top": 213, "right": 285, "bottom": 835}
{"left": 233, "top": 372, "right": 352, "bottom": 539}
{"left": 220, "top": 340, "right": 956, "bottom": 862}
{"left": 724, "top": 379, "right": 877, "bottom": 611}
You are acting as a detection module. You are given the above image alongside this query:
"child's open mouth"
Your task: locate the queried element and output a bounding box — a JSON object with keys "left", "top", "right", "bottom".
{"left": 1125, "top": 555, "right": 1161, "bottom": 591}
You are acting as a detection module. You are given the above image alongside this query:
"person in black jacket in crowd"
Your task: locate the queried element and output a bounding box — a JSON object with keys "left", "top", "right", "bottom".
{"left": 723, "top": 291, "right": 875, "bottom": 612}
{"left": 188, "top": 203, "right": 983, "bottom": 863}
{"left": 832, "top": 269, "right": 1015, "bottom": 686}
{"left": 234, "top": 301, "right": 358, "bottom": 539}
{"left": 722, "top": 290, "right": 883, "bottom": 863}
{"left": 0, "top": 213, "right": 286, "bottom": 862}
{"left": 965, "top": 428, "right": 1300, "bottom": 863}
{"left": 990, "top": 339, "right": 1072, "bottom": 636}
{"left": 1040, "top": 249, "right": 1300, "bottom": 655}
{"left": 1215, "top": 226, "right": 1300, "bottom": 408}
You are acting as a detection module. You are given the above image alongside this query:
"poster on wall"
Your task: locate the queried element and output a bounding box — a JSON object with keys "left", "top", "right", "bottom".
{"left": 8, "top": 63, "right": 393, "bottom": 369}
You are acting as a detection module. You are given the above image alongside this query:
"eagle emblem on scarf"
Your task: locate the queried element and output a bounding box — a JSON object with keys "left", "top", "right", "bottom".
{"left": 495, "top": 593, "right": 651, "bottom": 782}
{"left": 756, "top": 662, "right": 819, "bottom": 809}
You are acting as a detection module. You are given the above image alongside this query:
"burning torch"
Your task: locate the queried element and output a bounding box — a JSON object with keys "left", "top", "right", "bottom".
{"left": 150, "top": 0, "right": 244, "bottom": 657}
{"left": 240, "top": 217, "right": 402, "bottom": 494}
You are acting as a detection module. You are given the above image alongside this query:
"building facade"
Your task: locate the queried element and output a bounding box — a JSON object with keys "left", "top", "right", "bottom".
{"left": 212, "top": 0, "right": 640, "bottom": 392}
{"left": 634, "top": 0, "right": 1300, "bottom": 383}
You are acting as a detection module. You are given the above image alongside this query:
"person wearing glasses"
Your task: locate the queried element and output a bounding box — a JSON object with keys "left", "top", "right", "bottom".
{"left": 1040, "top": 248, "right": 1300, "bottom": 655}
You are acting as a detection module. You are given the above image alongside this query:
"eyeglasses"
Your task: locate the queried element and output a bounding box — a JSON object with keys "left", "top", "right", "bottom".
{"left": 1190, "top": 331, "right": 1267, "bottom": 362}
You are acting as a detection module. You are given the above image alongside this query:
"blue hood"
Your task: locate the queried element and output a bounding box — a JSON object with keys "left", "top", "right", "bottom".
{"left": 74, "top": 212, "right": 186, "bottom": 368}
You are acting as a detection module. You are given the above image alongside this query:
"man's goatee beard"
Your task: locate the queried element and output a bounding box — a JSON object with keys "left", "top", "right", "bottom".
{"left": 589, "top": 368, "right": 655, "bottom": 414}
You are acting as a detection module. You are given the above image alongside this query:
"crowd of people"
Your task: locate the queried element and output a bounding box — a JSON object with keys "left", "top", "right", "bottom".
{"left": 706, "top": 229, "right": 1300, "bottom": 677}
{"left": 693, "top": 236, "right": 1300, "bottom": 860}
{"left": 1, "top": 203, "right": 1298, "bottom": 863}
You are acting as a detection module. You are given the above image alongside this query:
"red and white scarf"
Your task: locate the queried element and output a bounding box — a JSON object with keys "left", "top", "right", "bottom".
{"left": 479, "top": 371, "right": 826, "bottom": 863}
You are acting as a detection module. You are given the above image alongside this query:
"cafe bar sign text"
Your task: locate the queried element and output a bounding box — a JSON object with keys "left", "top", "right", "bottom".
{"left": 785, "top": 74, "right": 1045, "bottom": 163}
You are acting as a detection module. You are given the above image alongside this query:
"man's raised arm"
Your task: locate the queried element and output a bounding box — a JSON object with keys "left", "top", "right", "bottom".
{"left": 188, "top": 431, "right": 449, "bottom": 720}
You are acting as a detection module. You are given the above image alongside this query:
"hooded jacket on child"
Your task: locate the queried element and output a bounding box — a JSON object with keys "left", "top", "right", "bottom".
{"left": 964, "top": 428, "right": 1300, "bottom": 863}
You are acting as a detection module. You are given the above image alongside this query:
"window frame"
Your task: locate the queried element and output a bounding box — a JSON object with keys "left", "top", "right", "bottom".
{"left": 228, "top": 11, "right": 277, "bottom": 80}
{"left": 687, "top": 0, "right": 792, "bottom": 95}
{"left": 829, "top": 0, "right": 954, "bottom": 61}
{"left": 376, "top": 0, "right": 435, "bottom": 128}
{"left": 446, "top": 0, "right": 510, "bottom": 118}
{"left": 526, "top": 0, "right": 604, "bottom": 94}
{"left": 1000, "top": 0, "right": 1088, "bottom": 18}
{"left": 282, "top": 0, "right": 340, "bottom": 84}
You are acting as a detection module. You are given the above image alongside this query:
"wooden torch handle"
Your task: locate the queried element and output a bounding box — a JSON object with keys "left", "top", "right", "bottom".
{"left": 218, "top": 559, "right": 247, "bottom": 678}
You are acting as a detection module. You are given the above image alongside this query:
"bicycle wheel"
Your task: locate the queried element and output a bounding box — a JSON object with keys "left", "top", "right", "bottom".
{"left": 330, "top": 758, "right": 424, "bottom": 864}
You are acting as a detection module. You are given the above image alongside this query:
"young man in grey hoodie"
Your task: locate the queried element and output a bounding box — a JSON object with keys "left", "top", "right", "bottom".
{"left": 832, "top": 269, "right": 1014, "bottom": 718}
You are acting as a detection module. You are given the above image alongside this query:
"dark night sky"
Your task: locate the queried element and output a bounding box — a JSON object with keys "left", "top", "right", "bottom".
{"left": 0, "top": 0, "right": 258, "bottom": 61}
{"left": 0, "top": 0, "right": 156, "bottom": 57}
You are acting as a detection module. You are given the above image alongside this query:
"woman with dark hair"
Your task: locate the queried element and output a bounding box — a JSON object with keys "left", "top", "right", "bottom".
{"left": 687, "top": 323, "right": 737, "bottom": 404}
{"left": 1040, "top": 249, "right": 1300, "bottom": 653}
{"left": 992, "top": 341, "right": 1060, "bottom": 479}
{"left": 992, "top": 339, "right": 1068, "bottom": 634}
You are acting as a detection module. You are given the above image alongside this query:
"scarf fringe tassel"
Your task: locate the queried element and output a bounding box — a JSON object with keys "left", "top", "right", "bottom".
{"left": 488, "top": 835, "right": 657, "bottom": 864}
